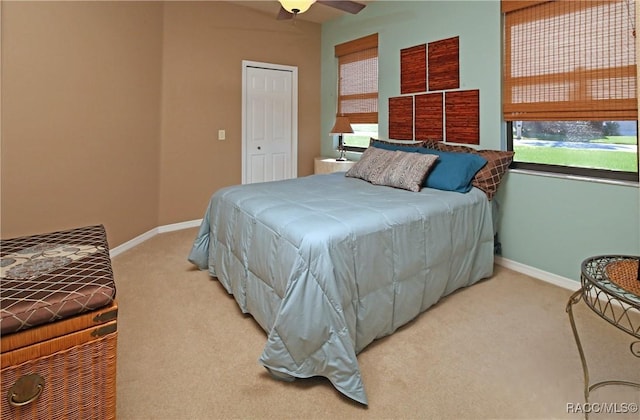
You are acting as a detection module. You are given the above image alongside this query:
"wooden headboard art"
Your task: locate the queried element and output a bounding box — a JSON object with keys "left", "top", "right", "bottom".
{"left": 390, "top": 36, "right": 480, "bottom": 145}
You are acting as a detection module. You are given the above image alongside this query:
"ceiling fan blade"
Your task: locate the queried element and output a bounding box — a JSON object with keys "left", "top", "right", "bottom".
{"left": 277, "top": 6, "right": 294, "bottom": 20}
{"left": 316, "top": 0, "right": 366, "bottom": 14}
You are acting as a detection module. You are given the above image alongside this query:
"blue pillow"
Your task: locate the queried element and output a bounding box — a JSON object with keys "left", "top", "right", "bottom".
{"left": 371, "top": 140, "right": 422, "bottom": 153}
{"left": 418, "top": 149, "right": 487, "bottom": 193}
{"left": 370, "top": 142, "right": 487, "bottom": 193}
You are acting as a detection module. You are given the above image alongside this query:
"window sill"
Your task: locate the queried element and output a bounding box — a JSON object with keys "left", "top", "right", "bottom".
{"left": 508, "top": 168, "right": 639, "bottom": 188}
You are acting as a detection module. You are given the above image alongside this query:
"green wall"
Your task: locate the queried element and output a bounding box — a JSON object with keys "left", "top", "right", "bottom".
{"left": 321, "top": 0, "right": 640, "bottom": 282}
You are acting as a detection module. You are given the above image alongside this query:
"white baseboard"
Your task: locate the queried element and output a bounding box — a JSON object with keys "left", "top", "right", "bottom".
{"left": 495, "top": 257, "right": 639, "bottom": 312}
{"left": 109, "top": 219, "right": 202, "bottom": 258}
{"left": 109, "top": 224, "right": 582, "bottom": 295}
{"left": 157, "top": 219, "right": 202, "bottom": 233}
{"left": 494, "top": 256, "right": 579, "bottom": 291}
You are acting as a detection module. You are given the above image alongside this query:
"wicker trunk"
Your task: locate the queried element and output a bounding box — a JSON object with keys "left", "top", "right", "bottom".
{"left": 1, "top": 301, "right": 117, "bottom": 419}
{"left": 1, "top": 225, "right": 117, "bottom": 419}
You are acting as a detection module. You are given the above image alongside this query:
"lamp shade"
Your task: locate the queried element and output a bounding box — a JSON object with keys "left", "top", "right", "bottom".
{"left": 330, "top": 116, "right": 354, "bottom": 134}
{"left": 279, "top": 0, "right": 316, "bottom": 14}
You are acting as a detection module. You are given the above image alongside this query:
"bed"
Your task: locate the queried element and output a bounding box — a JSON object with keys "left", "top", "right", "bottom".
{"left": 188, "top": 140, "right": 514, "bottom": 404}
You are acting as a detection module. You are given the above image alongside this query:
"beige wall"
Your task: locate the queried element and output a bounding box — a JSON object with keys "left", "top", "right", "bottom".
{"left": 1, "top": 1, "right": 164, "bottom": 247}
{"left": 158, "top": 2, "right": 321, "bottom": 225}
{"left": 1, "top": 1, "right": 322, "bottom": 246}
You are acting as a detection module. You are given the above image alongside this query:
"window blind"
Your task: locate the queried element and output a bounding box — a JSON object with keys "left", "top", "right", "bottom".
{"left": 335, "top": 33, "right": 378, "bottom": 123}
{"left": 503, "top": 0, "right": 637, "bottom": 121}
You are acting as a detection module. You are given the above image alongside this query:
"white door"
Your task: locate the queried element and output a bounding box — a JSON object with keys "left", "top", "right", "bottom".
{"left": 242, "top": 61, "right": 298, "bottom": 184}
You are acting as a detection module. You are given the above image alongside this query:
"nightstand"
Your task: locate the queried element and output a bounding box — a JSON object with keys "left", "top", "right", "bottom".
{"left": 314, "top": 157, "right": 356, "bottom": 174}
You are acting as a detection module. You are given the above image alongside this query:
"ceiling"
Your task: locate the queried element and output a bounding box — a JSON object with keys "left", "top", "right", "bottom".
{"left": 225, "top": 1, "right": 373, "bottom": 24}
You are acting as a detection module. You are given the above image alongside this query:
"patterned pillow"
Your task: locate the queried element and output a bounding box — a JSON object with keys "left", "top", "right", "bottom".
{"left": 370, "top": 138, "right": 425, "bottom": 148}
{"left": 370, "top": 150, "right": 439, "bottom": 192}
{"left": 422, "top": 140, "right": 442, "bottom": 149}
{"left": 472, "top": 150, "right": 514, "bottom": 200}
{"left": 345, "top": 146, "right": 396, "bottom": 182}
{"left": 423, "top": 142, "right": 514, "bottom": 200}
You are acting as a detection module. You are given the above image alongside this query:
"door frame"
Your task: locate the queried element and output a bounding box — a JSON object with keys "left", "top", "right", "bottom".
{"left": 241, "top": 60, "right": 298, "bottom": 184}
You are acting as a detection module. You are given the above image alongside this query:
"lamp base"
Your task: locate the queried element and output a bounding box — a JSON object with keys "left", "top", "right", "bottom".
{"left": 335, "top": 157, "right": 347, "bottom": 162}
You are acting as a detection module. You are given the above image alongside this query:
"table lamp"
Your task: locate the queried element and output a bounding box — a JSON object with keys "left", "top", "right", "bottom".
{"left": 330, "top": 116, "right": 353, "bottom": 161}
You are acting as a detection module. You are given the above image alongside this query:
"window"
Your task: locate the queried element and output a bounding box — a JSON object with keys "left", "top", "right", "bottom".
{"left": 334, "top": 33, "right": 379, "bottom": 151}
{"left": 503, "top": 0, "right": 638, "bottom": 181}
{"left": 343, "top": 124, "right": 378, "bottom": 149}
{"left": 507, "top": 120, "right": 638, "bottom": 180}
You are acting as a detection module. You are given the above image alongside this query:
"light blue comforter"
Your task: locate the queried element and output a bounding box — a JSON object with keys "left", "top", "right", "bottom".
{"left": 189, "top": 172, "right": 495, "bottom": 405}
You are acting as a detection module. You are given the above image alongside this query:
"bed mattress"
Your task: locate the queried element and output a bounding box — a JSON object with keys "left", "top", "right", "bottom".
{"left": 189, "top": 173, "right": 495, "bottom": 404}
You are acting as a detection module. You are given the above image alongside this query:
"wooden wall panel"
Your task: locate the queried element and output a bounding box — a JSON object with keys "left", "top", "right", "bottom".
{"left": 389, "top": 96, "right": 414, "bottom": 140}
{"left": 445, "top": 90, "right": 479, "bottom": 144}
{"left": 401, "top": 44, "right": 427, "bottom": 94}
{"left": 501, "top": 0, "right": 549, "bottom": 13}
{"left": 415, "top": 93, "right": 443, "bottom": 141}
{"left": 428, "top": 36, "right": 459, "bottom": 91}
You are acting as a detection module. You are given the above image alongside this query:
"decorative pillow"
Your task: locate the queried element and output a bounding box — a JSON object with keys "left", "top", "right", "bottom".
{"left": 422, "top": 142, "right": 514, "bottom": 200}
{"left": 428, "top": 142, "right": 474, "bottom": 153}
{"left": 472, "top": 150, "right": 514, "bottom": 199}
{"left": 370, "top": 139, "right": 424, "bottom": 153}
{"left": 345, "top": 146, "right": 396, "bottom": 182}
{"left": 370, "top": 150, "right": 439, "bottom": 192}
{"left": 422, "top": 140, "right": 442, "bottom": 150}
{"left": 420, "top": 149, "right": 488, "bottom": 193}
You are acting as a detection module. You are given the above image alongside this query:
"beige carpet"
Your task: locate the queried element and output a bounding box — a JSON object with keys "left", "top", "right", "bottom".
{"left": 112, "top": 228, "right": 639, "bottom": 419}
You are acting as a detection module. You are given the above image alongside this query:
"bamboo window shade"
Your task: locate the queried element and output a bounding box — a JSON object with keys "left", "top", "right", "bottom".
{"left": 335, "top": 33, "right": 379, "bottom": 123}
{"left": 503, "top": 0, "right": 637, "bottom": 121}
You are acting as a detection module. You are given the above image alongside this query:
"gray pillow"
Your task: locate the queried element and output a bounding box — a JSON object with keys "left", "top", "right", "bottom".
{"left": 345, "top": 147, "right": 396, "bottom": 182}
{"left": 370, "top": 150, "right": 439, "bottom": 192}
